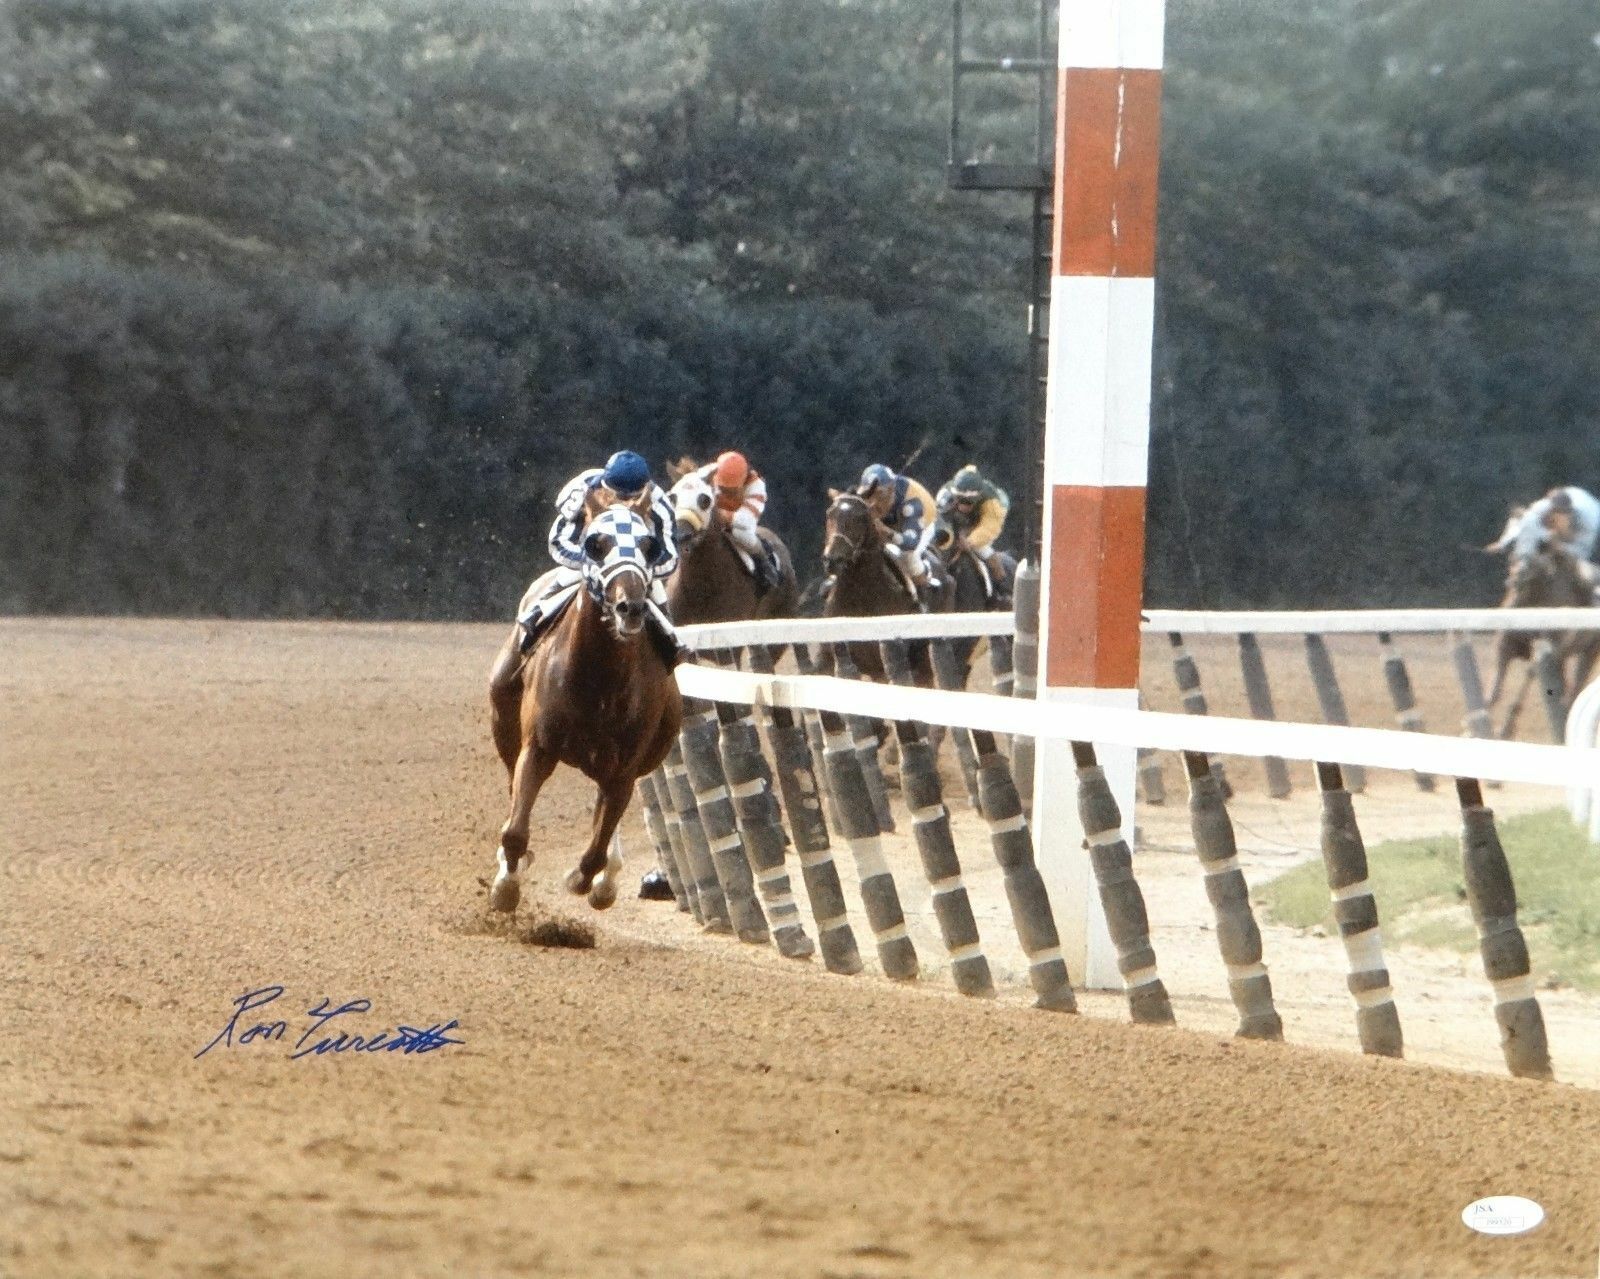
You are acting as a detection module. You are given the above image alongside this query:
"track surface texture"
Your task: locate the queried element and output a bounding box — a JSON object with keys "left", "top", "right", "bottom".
{"left": 5, "top": 618, "right": 1599, "bottom": 1278}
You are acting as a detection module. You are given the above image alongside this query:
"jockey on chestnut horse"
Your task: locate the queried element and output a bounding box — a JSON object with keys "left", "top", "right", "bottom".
{"left": 485, "top": 451, "right": 684, "bottom": 913}
{"left": 665, "top": 451, "right": 799, "bottom": 624}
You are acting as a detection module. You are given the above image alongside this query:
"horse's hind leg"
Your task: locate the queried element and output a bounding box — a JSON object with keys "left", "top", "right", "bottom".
{"left": 566, "top": 780, "right": 633, "bottom": 909}
{"left": 488, "top": 629, "right": 527, "bottom": 780}
{"left": 490, "top": 745, "right": 557, "bottom": 913}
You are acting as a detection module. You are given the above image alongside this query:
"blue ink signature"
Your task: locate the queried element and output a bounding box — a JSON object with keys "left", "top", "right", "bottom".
{"left": 194, "top": 985, "right": 463, "bottom": 1060}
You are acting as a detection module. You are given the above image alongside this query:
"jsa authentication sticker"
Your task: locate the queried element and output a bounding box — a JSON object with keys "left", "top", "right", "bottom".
{"left": 1461, "top": 1196, "right": 1545, "bottom": 1236}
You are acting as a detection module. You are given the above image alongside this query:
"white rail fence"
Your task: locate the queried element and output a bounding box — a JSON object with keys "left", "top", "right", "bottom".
{"left": 640, "top": 607, "right": 1600, "bottom": 1083}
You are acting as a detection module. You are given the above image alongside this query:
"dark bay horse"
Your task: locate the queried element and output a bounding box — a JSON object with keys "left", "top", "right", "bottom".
{"left": 820, "top": 491, "right": 948, "bottom": 682}
{"left": 486, "top": 507, "right": 683, "bottom": 912}
{"left": 1486, "top": 541, "right": 1600, "bottom": 738}
{"left": 665, "top": 467, "right": 799, "bottom": 625}
{"left": 930, "top": 519, "right": 1015, "bottom": 675}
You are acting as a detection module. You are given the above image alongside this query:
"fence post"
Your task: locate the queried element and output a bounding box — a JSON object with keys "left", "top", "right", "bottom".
{"left": 1167, "top": 632, "right": 1230, "bottom": 796}
{"left": 1011, "top": 562, "right": 1040, "bottom": 817}
{"left": 662, "top": 743, "right": 731, "bottom": 933}
{"left": 830, "top": 643, "right": 897, "bottom": 833}
{"left": 880, "top": 639, "right": 995, "bottom": 997}
{"left": 1532, "top": 639, "right": 1569, "bottom": 742}
{"left": 1182, "top": 752, "right": 1282, "bottom": 1039}
{"left": 988, "top": 633, "right": 1015, "bottom": 697}
{"left": 1072, "top": 742, "right": 1174, "bottom": 1024}
{"left": 679, "top": 703, "right": 770, "bottom": 944}
{"left": 817, "top": 705, "right": 919, "bottom": 981}
{"left": 790, "top": 643, "right": 844, "bottom": 832}
{"left": 1377, "top": 632, "right": 1436, "bottom": 792}
{"left": 747, "top": 646, "right": 864, "bottom": 976}
{"left": 926, "top": 640, "right": 986, "bottom": 812}
{"left": 1456, "top": 779, "right": 1553, "bottom": 1080}
{"left": 1449, "top": 631, "right": 1495, "bottom": 740}
{"left": 1302, "top": 634, "right": 1365, "bottom": 793}
{"left": 1237, "top": 633, "right": 1293, "bottom": 798}
{"left": 1315, "top": 761, "right": 1403, "bottom": 1057}
{"left": 711, "top": 657, "right": 815, "bottom": 961}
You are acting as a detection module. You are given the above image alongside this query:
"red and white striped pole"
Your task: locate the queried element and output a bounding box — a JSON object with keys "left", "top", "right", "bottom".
{"left": 1034, "top": 0, "right": 1165, "bottom": 988}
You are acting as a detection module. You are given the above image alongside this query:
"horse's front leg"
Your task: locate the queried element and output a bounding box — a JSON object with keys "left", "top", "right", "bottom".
{"left": 490, "top": 745, "right": 558, "bottom": 912}
{"left": 566, "top": 780, "right": 634, "bottom": 910}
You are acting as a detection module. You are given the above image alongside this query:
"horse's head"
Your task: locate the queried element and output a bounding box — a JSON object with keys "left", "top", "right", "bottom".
{"left": 823, "top": 491, "right": 879, "bottom": 576}
{"left": 668, "top": 471, "right": 716, "bottom": 550}
{"left": 581, "top": 506, "right": 655, "bottom": 640}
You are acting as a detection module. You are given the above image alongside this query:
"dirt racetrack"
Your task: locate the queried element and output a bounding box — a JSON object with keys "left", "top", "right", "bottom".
{"left": 5, "top": 617, "right": 1600, "bottom": 1278}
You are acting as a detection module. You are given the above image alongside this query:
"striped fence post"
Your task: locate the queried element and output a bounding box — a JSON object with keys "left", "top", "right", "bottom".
{"left": 817, "top": 706, "right": 919, "bottom": 981}
{"left": 1532, "top": 638, "right": 1569, "bottom": 742}
{"left": 662, "top": 743, "right": 731, "bottom": 933}
{"left": 880, "top": 640, "right": 995, "bottom": 997}
{"left": 988, "top": 632, "right": 1016, "bottom": 697}
{"left": 830, "top": 644, "right": 896, "bottom": 834}
{"left": 1456, "top": 779, "right": 1553, "bottom": 1080}
{"left": 1315, "top": 761, "right": 1403, "bottom": 1057}
{"left": 1450, "top": 631, "right": 1495, "bottom": 740}
{"left": 1072, "top": 741, "right": 1174, "bottom": 1024}
{"left": 932, "top": 639, "right": 1075, "bottom": 1008}
{"left": 1237, "top": 633, "right": 1293, "bottom": 799}
{"left": 746, "top": 646, "right": 864, "bottom": 976}
{"left": 1137, "top": 745, "right": 1166, "bottom": 805}
{"left": 1011, "top": 562, "right": 1040, "bottom": 816}
{"left": 1167, "top": 632, "right": 1230, "bottom": 796}
{"left": 637, "top": 772, "right": 689, "bottom": 912}
{"left": 791, "top": 643, "right": 845, "bottom": 832}
{"left": 679, "top": 703, "right": 770, "bottom": 944}
{"left": 1182, "top": 752, "right": 1282, "bottom": 1039}
{"left": 647, "top": 767, "right": 702, "bottom": 919}
{"left": 1377, "top": 632, "right": 1436, "bottom": 792}
{"left": 924, "top": 641, "right": 984, "bottom": 813}
{"left": 711, "top": 668, "right": 815, "bottom": 962}
{"left": 1302, "top": 633, "right": 1365, "bottom": 793}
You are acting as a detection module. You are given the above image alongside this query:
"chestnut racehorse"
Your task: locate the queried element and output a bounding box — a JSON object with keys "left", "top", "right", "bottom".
{"left": 486, "top": 506, "right": 682, "bottom": 912}
{"left": 665, "top": 467, "right": 799, "bottom": 625}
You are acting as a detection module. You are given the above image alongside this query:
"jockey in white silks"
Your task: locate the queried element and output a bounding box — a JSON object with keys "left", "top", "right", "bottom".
{"left": 1488, "top": 485, "right": 1600, "bottom": 565}
{"left": 688, "top": 450, "right": 780, "bottom": 593}
{"left": 513, "top": 449, "right": 684, "bottom": 659}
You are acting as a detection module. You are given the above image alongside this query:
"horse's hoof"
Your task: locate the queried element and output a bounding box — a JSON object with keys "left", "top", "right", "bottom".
{"left": 564, "top": 867, "right": 591, "bottom": 896}
{"left": 774, "top": 926, "right": 815, "bottom": 960}
{"left": 588, "top": 879, "right": 618, "bottom": 911}
{"left": 638, "top": 870, "right": 675, "bottom": 901}
{"left": 488, "top": 876, "right": 521, "bottom": 914}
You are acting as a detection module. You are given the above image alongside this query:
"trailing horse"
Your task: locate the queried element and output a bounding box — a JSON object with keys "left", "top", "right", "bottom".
{"left": 930, "top": 518, "right": 1015, "bottom": 675}
{"left": 1486, "top": 540, "right": 1600, "bottom": 739}
{"left": 664, "top": 466, "right": 799, "bottom": 625}
{"left": 485, "top": 506, "right": 683, "bottom": 913}
{"left": 820, "top": 490, "right": 949, "bottom": 682}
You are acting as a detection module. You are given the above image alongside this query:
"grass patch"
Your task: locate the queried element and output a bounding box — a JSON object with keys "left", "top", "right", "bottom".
{"left": 1255, "top": 807, "right": 1600, "bottom": 992}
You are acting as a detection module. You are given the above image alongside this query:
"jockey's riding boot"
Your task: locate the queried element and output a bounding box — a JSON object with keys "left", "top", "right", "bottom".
{"left": 638, "top": 869, "right": 674, "bottom": 901}
{"left": 753, "top": 550, "right": 781, "bottom": 597}
{"left": 517, "top": 622, "right": 536, "bottom": 655}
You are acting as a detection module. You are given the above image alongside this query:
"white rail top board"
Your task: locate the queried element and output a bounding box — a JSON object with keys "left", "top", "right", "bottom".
{"left": 679, "top": 607, "right": 1600, "bottom": 649}
{"left": 676, "top": 663, "right": 1600, "bottom": 791}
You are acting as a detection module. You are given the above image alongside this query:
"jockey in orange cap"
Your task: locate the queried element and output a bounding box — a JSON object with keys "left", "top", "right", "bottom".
{"left": 692, "top": 450, "right": 780, "bottom": 593}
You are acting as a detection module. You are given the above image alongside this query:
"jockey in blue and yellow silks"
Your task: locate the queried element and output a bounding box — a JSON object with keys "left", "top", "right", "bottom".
{"left": 855, "top": 463, "right": 943, "bottom": 591}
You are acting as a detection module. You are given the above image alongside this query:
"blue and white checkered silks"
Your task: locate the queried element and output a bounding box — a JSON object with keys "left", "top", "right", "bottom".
{"left": 582, "top": 506, "right": 654, "bottom": 598}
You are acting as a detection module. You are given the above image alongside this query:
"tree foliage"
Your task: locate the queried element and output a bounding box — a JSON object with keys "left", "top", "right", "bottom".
{"left": 2, "top": 0, "right": 1598, "bottom": 615}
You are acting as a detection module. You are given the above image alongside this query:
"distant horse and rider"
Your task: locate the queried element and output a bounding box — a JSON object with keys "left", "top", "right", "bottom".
{"left": 817, "top": 461, "right": 1014, "bottom": 682}
{"left": 1483, "top": 485, "right": 1600, "bottom": 737}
